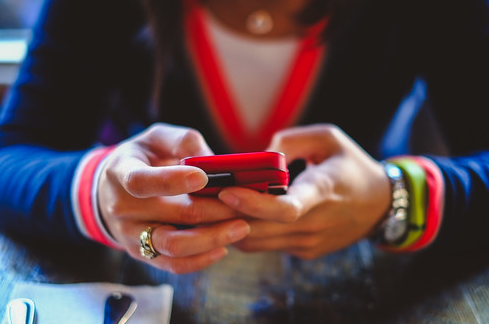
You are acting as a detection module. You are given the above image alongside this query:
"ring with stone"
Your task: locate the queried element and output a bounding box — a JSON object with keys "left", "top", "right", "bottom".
{"left": 139, "top": 226, "right": 160, "bottom": 260}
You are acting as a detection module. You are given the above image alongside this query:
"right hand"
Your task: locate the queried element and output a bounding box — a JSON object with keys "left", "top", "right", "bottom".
{"left": 97, "top": 123, "right": 250, "bottom": 274}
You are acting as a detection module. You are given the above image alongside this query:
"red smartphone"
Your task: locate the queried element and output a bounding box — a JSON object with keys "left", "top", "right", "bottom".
{"left": 180, "top": 151, "right": 289, "bottom": 196}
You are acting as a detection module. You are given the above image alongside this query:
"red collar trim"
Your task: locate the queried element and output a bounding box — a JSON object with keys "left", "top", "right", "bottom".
{"left": 185, "top": 0, "right": 327, "bottom": 152}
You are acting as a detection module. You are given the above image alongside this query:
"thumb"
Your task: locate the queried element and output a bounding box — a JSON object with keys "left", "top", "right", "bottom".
{"left": 116, "top": 157, "right": 208, "bottom": 197}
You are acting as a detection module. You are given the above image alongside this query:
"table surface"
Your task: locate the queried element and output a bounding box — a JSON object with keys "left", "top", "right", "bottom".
{"left": 1, "top": 230, "right": 488, "bottom": 324}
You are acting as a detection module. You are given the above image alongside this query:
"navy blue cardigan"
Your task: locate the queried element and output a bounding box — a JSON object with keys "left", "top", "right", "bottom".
{"left": 1, "top": 0, "right": 489, "bottom": 252}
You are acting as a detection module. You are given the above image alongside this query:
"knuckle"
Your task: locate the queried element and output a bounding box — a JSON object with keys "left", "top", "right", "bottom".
{"left": 269, "top": 132, "right": 286, "bottom": 147}
{"left": 233, "top": 241, "right": 256, "bottom": 253}
{"left": 105, "top": 200, "right": 123, "bottom": 218}
{"left": 320, "top": 123, "right": 339, "bottom": 134}
{"left": 321, "top": 124, "right": 343, "bottom": 142}
{"left": 104, "top": 197, "right": 135, "bottom": 220}
{"left": 180, "top": 128, "right": 204, "bottom": 144}
{"left": 300, "top": 236, "right": 321, "bottom": 249}
{"left": 159, "top": 236, "right": 182, "bottom": 257}
{"left": 146, "top": 123, "right": 163, "bottom": 136}
{"left": 172, "top": 128, "right": 207, "bottom": 157}
{"left": 284, "top": 210, "right": 301, "bottom": 223}
{"left": 213, "top": 231, "right": 226, "bottom": 246}
{"left": 123, "top": 170, "right": 145, "bottom": 197}
{"left": 104, "top": 164, "right": 118, "bottom": 182}
{"left": 269, "top": 129, "right": 295, "bottom": 151}
{"left": 144, "top": 123, "right": 176, "bottom": 142}
{"left": 180, "top": 203, "right": 204, "bottom": 224}
{"left": 280, "top": 204, "right": 302, "bottom": 223}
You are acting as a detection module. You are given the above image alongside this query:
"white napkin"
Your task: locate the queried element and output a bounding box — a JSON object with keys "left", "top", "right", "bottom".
{"left": 2, "top": 282, "right": 173, "bottom": 324}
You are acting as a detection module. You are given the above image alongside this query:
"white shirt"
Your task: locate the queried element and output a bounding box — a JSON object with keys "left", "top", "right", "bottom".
{"left": 205, "top": 9, "right": 300, "bottom": 133}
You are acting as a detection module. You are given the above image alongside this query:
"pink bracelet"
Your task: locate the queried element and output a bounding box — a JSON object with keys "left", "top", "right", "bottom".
{"left": 74, "top": 146, "right": 119, "bottom": 248}
{"left": 402, "top": 156, "right": 444, "bottom": 251}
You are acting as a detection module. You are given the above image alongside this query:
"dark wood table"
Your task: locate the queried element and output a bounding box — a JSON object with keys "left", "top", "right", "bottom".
{"left": 1, "top": 230, "right": 488, "bottom": 323}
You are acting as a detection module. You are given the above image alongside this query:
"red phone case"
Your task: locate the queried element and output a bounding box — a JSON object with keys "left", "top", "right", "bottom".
{"left": 180, "top": 152, "right": 289, "bottom": 195}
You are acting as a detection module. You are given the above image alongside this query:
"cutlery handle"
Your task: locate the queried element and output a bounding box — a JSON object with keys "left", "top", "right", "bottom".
{"left": 7, "top": 298, "right": 35, "bottom": 324}
{"left": 104, "top": 292, "right": 137, "bottom": 324}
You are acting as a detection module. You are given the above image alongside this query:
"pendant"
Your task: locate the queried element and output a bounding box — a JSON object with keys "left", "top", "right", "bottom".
{"left": 246, "top": 9, "right": 274, "bottom": 35}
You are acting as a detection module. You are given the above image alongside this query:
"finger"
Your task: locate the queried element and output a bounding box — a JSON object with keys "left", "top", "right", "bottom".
{"left": 218, "top": 186, "right": 315, "bottom": 223}
{"left": 128, "top": 220, "right": 250, "bottom": 259}
{"left": 245, "top": 219, "right": 298, "bottom": 238}
{"left": 114, "top": 194, "right": 243, "bottom": 224}
{"left": 286, "top": 165, "right": 340, "bottom": 210}
{"left": 145, "top": 247, "right": 229, "bottom": 274}
{"left": 138, "top": 123, "right": 214, "bottom": 159}
{"left": 115, "top": 160, "right": 208, "bottom": 197}
{"left": 234, "top": 232, "right": 322, "bottom": 253}
{"left": 154, "top": 220, "right": 250, "bottom": 257}
{"left": 266, "top": 124, "right": 344, "bottom": 163}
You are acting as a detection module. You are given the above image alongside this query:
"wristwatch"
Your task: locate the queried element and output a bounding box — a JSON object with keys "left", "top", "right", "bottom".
{"left": 377, "top": 162, "right": 410, "bottom": 245}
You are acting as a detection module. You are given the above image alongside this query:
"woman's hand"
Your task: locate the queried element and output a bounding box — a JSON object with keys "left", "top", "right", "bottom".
{"left": 218, "top": 124, "right": 390, "bottom": 259}
{"left": 98, "top": 123, "right": 250, "bottom": 273}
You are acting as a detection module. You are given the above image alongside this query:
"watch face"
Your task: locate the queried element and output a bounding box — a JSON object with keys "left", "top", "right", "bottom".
{"left": 384, "top": 214, "right": 408, "bottom": 244}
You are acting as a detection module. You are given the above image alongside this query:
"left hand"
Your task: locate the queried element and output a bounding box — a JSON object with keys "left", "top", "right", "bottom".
{"left": 218, "top": 124, "right": 391, "bottom": 259}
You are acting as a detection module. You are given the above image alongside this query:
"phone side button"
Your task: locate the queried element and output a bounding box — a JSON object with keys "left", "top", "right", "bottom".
{"left": 206, "top": 173, "right": 236, "bottom": 188}
{"left": 267, "top": 186, "right": 288, "bottom": 195}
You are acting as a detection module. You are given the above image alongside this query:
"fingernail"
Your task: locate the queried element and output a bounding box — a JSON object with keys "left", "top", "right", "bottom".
{"left": 229, "top": 222, "right": 250, "bottom": 241}
{"left": 211, "top": 247, "right": 228, "bottom": 261}
{"left": 186, "top": 171, "right": 206, "bottom": 191}
{"left": 219, "top": 191, "right": 240, "bottom": 207}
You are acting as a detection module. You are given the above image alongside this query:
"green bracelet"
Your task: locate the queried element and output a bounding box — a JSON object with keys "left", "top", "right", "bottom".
{"left": 387, "top": 157, "right": 427, "bottom": 248}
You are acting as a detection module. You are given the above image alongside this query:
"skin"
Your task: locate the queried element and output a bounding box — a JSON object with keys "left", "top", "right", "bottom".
{"left": 98, "top": 123, "right": 391, "bottom": 273}
{"left": 97, "top": 3, "right": 392, "bottom": 273}
{"left": 98, "top": 123, "right": 251, "bottom": 274}
{"left": 206, "top": 0, "right": 312, "bottom": 38}
{"left": 219, "top": 124, "right": 391, "bottom": 259}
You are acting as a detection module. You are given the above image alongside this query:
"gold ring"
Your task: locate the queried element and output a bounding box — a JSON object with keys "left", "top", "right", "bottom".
{"left": 139, "top": 226, "right": 159, "bottom": 259}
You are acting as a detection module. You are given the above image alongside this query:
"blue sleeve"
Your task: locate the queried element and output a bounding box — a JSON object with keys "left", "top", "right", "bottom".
{"left": 419, "top": 0, "right": 489, "bottom": 252}
{"left": 0, "top": 0, "right": 144, "bottom": 243}
{"left": 0, "top": 145, "right": 87, "bottom": 242}
{"left": 431, "top": 154, "right": 489, "bottom": 252}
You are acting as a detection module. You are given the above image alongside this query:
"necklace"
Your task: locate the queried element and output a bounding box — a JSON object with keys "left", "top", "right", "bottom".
{"left": 246, "top": 9, "right": 274, "bottom": 35}
{"left": 185, "top": 0, "right": 327, "bottom": 151}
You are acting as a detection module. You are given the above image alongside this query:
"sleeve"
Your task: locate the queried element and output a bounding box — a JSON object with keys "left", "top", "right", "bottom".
{"left": 374, "top": 0, "right": 489, "bottom": 253}
{"left": 71, "top": 146, "right": 121, "bottom": 248}
{"left": 415, "top": 0, "right": 489, "bottom": 252}
{"left": 0, "top": 0, "right": 143, "bottom": 244}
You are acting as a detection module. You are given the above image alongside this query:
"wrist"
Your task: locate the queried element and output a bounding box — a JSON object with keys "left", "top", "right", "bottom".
{"left": 372, "top": 156, "right": 445, "bottom": 252}
{"left": 71, "top": 146, "right": 121, "bottom": 249}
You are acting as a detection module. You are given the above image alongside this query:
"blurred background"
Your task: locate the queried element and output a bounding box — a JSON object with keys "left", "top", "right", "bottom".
{"left": 0, "top": 0, "right": 44, "bottom": 101}
{"left": 0, "top": 0, "right": 43, "bottom": 28}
